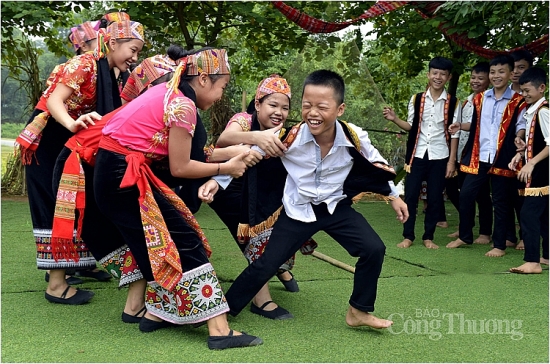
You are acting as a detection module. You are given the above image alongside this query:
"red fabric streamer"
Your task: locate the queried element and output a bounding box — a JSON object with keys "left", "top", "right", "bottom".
{"left": 272, "top": 1, "right": 549, "bottom": 59}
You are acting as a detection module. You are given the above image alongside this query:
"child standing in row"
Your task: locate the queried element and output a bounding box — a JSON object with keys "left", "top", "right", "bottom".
{"left": 383, "top": 57, "right": 460, "bottom": 249}
{"left": 508, "top": 67, "right": 549, "bottom": 273}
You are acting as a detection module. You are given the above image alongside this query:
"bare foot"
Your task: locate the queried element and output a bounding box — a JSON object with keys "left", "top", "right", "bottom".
{"left": 515, "top": 240, "right": 525, "bottom": 250}
{"left": 345, "top": 306, "right": 393, "bottom": 329}
{"left": 446, "top": 239, "right": 468, "bottom": 248}
{"left": 474, "top": 235, "right": 491, "bottom": 244}
{"left": 423, "top": 240, "right": 439, "bottom": 249}
{"left": 447, "top": 230, "right": 459, "bottom": 238}
{"left": 540, "top": 258, "right": 549, "bottom": 265}
{"left": 397, "top": 239, "right": 413, "bottom": 248}
{"left": 510, "top": 262, "right": 542, "bottom": 274}
{"left": 436, "top": 221, "right": 449, "bottom": 228}
{"left": 485, "top": 248, "right": 506, "bottom": 257}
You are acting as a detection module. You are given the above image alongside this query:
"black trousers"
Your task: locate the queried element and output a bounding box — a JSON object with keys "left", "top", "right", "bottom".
{"left": 403, "top": 154, "right": 448, "bottom": 241}
{"left": 520, "top": 196, "right": 549, "bottom": 262}
{"left": 207, "top": 178, "right": 243, "bottom": 250}
{"left": 459, "top": 162, "right": 516, "bottom": 249}
{"left": 439, "top": 170, "right": 493, "bottom": 236}
{"left": 225, "top": 202, "right": 386, "bottom": 315}
{"left": 94, "top": 149, "right": 209, "bottom": 281}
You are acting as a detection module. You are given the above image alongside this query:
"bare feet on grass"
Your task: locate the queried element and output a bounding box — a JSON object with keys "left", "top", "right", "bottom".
{"left": 423, "top": 240, "right": 439, "bottom": 249}
{"left": 485, "top": 248, "right": 506, "bottom": 257}
{"left": 515, "top": 240, "right": 525, "bottom": 250}
{"left": 346, "top": 306, "right": 393, "bottom": 329}
{"left": 474, "top": 235, "right": 491, "bottom": 244}
{"left": 446, "top": 239, "right": 468, "bottom": 248}
{"left": 510, "top": 262, "right": 542, "bottom": 274}
{"left": 447, "top": 230, "right": 459, "bottom": 238}
{"left": 436, "top": 221, "right": 449, "bottom": 228}
{"left": 490, "top": 240, "right": 516, "bottom": 248}
{"left": 541, "top": 258, "right": 549, "bottom": 265}
{"left": 397, "top": 239, "right": 413, "bottom": 248}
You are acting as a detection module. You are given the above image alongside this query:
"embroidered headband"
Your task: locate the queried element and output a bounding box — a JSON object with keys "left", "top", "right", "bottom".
{"left": 106, "top": 20, "right": 144, "bottom": 42}
{"left": 69, "top": 21, "right": 98, "bottom": 51}
{"left": 101, "top": 11, "right": 131, "bottom": 23}
{"left": 165, "top": 48, "right": 230, "bottom": 107}
{"left": 123, "top": 54, "right": 177, "bottom": 100}
{"left": 255, "top": 74, "right": 291, "bottom": 102}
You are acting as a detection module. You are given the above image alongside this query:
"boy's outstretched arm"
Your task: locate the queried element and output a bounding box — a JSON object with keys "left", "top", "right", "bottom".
{"left": 383, "top": 106, "right": 411, "bottom": 131}
{"left": 390, "top": 197, "right": 409, "bottom": 223}
{"left": 198, "top": 179, "right": 220, "bottom": 203}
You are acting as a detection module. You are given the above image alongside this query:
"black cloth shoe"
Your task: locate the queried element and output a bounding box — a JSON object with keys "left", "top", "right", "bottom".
{"left": 250, "top": 301, "right": 293, "bottom": 320}
{"left": 75, "top": 269, "right": 112, "bottom": 282}
{"left": 44, "top": 286, "right": 94, "bottom": 305}
{"left": 277, "top": 270, "right": 299, "bottom": 292}
{"left": 44, "top": 272, "right": 83, "bottom": 285}
{"left": 122, "top": 306, "right": 147, "bottom": 324}
{"left": 208, "top": 329, "right": 263, "bottom": 350}
{"left": 139, "top": 317, "right": 175, "bottom": 332}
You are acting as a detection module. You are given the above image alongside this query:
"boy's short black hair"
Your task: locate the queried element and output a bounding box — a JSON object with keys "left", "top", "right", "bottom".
{"left": 303, "top": 70, "right": 345, "bottom": 104}
{"left": 428, "top": 57, "right": 453, "bottom": 72}
{"left": 519, "top": 67, "right": 547, "bottom": 88}
{"left": 510, "top": 49, "right": 534, "bottom": 67}
{"left": 489, "top": 54, "right": 514, "bottom": 71}
{"left": 471, "top": 61, "right": 490, "bottom": 74}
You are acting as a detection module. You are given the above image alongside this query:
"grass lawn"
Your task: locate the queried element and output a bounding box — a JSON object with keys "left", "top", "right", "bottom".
{"left": 1, "top": 196, "right": 548, "bottom": 363}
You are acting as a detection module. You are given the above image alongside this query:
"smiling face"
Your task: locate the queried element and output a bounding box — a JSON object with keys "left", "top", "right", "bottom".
{"left": 511, "top": 59, "right": 530, "bottom": 84}
{"left": 194, "top": 74, "right": 231, "bottom": 110}
{"left": 489, "top": 63, "right": 512, "bottom": 92}
{"left": 469, "top": 70, "right": 490, "bottom": 94}
{"left": 520, "top": 81, "right": 546, "bottom": 105}
{"left": 427, "top": 68, "right": 451, "bottom": 93}
{"left": 301, "top": 84, "right": 345, "bottom": 140}
{"left": 255, "top": 93, "right": 290, "bottom": 130}
{"left": 108, "top": 38, "right": 144, "bottom": 72}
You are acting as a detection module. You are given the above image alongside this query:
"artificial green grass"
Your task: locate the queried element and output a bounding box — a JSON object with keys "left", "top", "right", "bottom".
{"left": 1, "top": 197, "right": 548, "bottom": 363}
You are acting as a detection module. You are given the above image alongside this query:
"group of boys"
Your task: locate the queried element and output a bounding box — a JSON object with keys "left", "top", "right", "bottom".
{"left": 383, "top": 50, "right": 549, "bottom": 274}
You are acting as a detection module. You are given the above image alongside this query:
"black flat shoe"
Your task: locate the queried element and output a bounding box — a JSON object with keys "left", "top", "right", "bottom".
{"left": 250, "top": 301, "right": 293, "bottom": 320}
{"left": 75, "top": 269, "right": 112, "bottom": 282}
{"left": 277, "top": 270, "right": 299, "bottom": 292}
{"left": 44, "top": 286, "right": 94, "bottom": 305}
{"left": 208, "top": 329, "right": 263, "bottom": 350}
{"left": 122, "top": 306, "right": 147, "bottom": 324}
{"left": 44, "top": 272, "right": 83, "bottom": 285}
{"left": 139, "top": 317, "right": 175, "bottom": 332}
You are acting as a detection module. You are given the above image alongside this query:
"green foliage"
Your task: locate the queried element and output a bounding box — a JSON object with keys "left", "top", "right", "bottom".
{"left": 1, "top": 123, "right": 26, "bottom": 139}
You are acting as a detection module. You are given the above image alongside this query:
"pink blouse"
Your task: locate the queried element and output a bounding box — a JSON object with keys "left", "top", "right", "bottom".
{"left": 103, "top": 83, "right": 197, "bottom": 160}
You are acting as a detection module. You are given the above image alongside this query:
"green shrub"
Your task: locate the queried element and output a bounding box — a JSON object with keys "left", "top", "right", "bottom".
{"left": 1, "top": 123, "right": 25, "bottom": 139}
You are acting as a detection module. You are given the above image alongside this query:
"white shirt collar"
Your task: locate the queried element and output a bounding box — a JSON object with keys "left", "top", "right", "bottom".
{"left": 426, "top": 88, "right": 448, "bottom": 101}
{"left": 526, "top": 97, "right": 547, "bottom": 115}
{"left": 299, "top": 120, "right": 354, "bottom": 148}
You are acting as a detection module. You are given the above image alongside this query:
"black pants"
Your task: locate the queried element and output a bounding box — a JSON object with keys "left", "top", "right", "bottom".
{"left": 225, "top": 202, "right": 386, "bottom": 315}
{"left": 403, "top": 154, "right": 448, "bottom": 241}
{"left": 94, "top": 149, "right": 209, "bottom": 281}
{"left": 439, "top": 170, "right": 493, "bottom": 236}
{"left": 208, "top": 178, "right": 244, "bottom": 250}
{"left": 459, "top": 162, "right": 516, "bottom": 249}
{"left": 520, "top": 196, "right": 549, "bottom": 262}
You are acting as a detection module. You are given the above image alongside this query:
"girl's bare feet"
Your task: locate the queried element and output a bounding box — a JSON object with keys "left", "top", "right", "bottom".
{"left": 474, "top": 235, "right": 491, "bottom": 244}
{"left": 540, "top": 257, "right": 549, "bottom": 265}
{"left": 515, "top": 240, "right": 525, "bottom": 250}
{"left": 345, "top": 306, "right": 393, "bottom": 329}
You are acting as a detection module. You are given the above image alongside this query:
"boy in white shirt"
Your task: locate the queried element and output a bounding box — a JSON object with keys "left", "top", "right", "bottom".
{"left": 202, "top": 70, "right": 408, "bottom": 329}
{"left": 383, "top": 57, "right": 460, "bottom": 249}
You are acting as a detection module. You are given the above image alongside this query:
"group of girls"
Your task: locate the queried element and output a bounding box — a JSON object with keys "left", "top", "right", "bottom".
{"left": 16, "top": 9, "right": 309, "bottom": 350}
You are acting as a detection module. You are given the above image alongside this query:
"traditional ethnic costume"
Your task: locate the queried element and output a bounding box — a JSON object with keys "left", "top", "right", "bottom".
{"left": 402, "top": 89, "right": 459, "bottom": 242}
{"left": 459, "top": 88, "right": 526, "bottom": 249}
{"left": 94, "top": 49, "right": 233, "bottom": 324}
{"left": 518, "top": 98, "right": 549, "bottom": 262}
{"left": 51, "top": 54, "right": 176, "bottom": 286}
{"left": 225, "top": 120, "right": 399, "bottom": 316}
